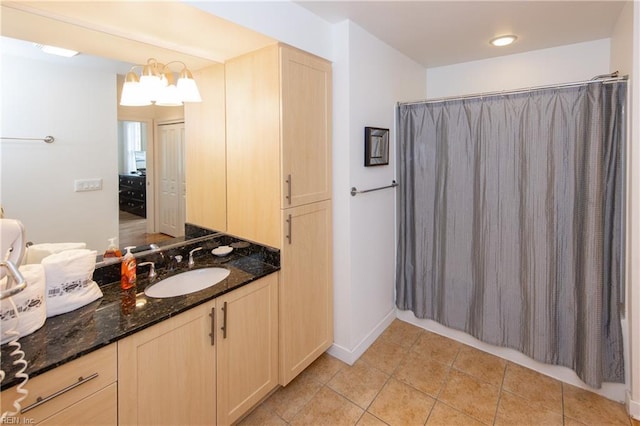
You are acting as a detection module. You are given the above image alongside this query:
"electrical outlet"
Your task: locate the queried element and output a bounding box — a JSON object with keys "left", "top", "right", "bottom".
{"left": 74, "top": 178, "right": 103, "bottom": 192}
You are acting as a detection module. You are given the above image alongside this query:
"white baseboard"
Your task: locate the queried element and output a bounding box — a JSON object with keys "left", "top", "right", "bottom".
{"left": 627, "top": 391, "right": 640, "bottom": 420}
{"left": 328, "top": 309, "right": 396, "bottom": 365}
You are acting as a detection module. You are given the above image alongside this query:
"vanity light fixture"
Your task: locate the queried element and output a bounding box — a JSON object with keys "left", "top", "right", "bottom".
{"left": 34, "top": 43, "right": 79, "bottom": 58}
{"left": 120, "top": 58, "right": 202, "bottom": 107}
{"left": 489, "top": 35, "right": 517, "bottom": 47}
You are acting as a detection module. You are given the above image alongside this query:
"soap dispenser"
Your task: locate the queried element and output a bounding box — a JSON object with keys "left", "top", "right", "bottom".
{"left": 104, "top": 237, "right": 122, "bottom": 259}
{"left": 121, "top": 246, "right": 137, "bottom": 290}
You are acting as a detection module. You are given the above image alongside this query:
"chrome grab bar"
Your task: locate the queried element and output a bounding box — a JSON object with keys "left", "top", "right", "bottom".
{"left": 351, "top": 180, "right": 399, "bottom": 197}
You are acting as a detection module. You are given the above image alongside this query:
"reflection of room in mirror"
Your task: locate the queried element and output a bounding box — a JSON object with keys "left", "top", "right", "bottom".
{"left": 119, "top": 211, "right": 172, "bottom": 248}
{"left": 370, "top": 135, "right": 383, "bottom": 158}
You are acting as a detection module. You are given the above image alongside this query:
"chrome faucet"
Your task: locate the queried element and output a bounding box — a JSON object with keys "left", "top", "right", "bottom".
{"left": 138, "top": 261, "right": 156, "bottom": 280}
{"left": 188, "top": 247, "right": 203, "bottom": 267}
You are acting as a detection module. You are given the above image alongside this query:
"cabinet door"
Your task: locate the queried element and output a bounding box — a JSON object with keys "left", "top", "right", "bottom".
{"left": 279, "top": 200, "right": 333, "bottom": 385}
{"left": 216, "top": 274, "right": 279, "bottom": 425}
{"left": 280, "top": 46, "right": 332, "bottom": 208}
{"left": 118, "top": 301, "right": 216, "bottom": 426}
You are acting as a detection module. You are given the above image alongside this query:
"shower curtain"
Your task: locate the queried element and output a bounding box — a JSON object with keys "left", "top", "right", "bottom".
{"left": 396, "top": 81, "right": 626, "bottom": 388}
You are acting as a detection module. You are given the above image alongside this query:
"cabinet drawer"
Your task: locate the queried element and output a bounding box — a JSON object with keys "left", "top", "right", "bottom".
{"left": 39, "top": 383, "right": 117, "bottom": 425}
{"left": 0, "top": 344, "right": 116, "bottom": 424}
{"left": 119, "top": 175, "right": 145, "bottom": 189}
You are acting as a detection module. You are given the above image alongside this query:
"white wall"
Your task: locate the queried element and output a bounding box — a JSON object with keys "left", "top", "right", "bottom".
{"left": 329, "top": 21, "right": 426, "bottom": 363}
{"left": 426, "top": 38, "right": 611, "bottom": 98}
{"left": 0, "top": 53, "right": 118, "bottom": 251}
{"left": 401, "top": 37, "right": 631, "bottom": 403}
{"left": 185, "top": 0, "right": 333, "bottom": 61}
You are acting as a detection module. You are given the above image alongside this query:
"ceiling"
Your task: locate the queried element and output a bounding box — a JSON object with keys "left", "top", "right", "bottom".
{"left": 296, "top": 0, "right": 628, "bottom": 68}
{"left": 0, "top": 1, "right": 628, "bottom": 71}
{"left": 0, "top": 1, "right": 275, "bottom": 70}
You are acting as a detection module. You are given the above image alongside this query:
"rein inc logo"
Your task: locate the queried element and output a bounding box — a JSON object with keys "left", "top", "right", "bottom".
{"left": 0, "top": 417, "right": 35, "bottom": 424}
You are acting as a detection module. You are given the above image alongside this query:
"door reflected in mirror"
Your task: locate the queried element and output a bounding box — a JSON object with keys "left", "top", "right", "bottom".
{"left": 117, "top": 120, "right": 183, "bottom": 248}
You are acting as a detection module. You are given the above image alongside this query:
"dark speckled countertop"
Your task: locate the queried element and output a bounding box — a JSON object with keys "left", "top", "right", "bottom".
{"left": 0, "top": 232, "right": 279, "bottom": 391}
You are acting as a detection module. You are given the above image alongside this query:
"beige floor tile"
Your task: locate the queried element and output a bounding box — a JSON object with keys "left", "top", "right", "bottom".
{"left": 368, "top": 378, "right": 435, "bottom": 426}
{"left": 261, "top": 373, "right": 323, "bottom": 422}
{"left": 393, "top": 348, "right": 450, "bottom": 398}
{"left": 563, "top": 416, "right": 588, "bottom": 425}
{"left": 502, "top": 362, "right": 562, "bottom": 414}
{"left": 377, "top": 319, "right": 423, "bottom": 349}
{"left": 411, "top": 330, "right": 462, "bottom": 366}
{"left": 563, "top": 383, "right": 631, "bottom": 425}
{"left": 237, "top": 405, "right": 287, "bottom": 426}
{"left": 495, "top": 391, "right": 563, "bottom": 426}
{"left": 453, "top": 345, "right": 506, "bottom": 387}
{"left": 360, "top": 339, "right": 408, "bottom": 375}
{"left": 438, "top": 369, "right": 500, "bottom": 424}
{"left": 356, "top": 412, "right": 389, "bottom": 426}
{"left": 328, "top": 359, "right": 389, "bottom": 409}
{"left": 426, "top": 401, "right": 485, "bottom": 426}
{"left": 290, "top": 386, "right": 364, "bottom": 426}
{"left": 300, "top": 352, "right": 348, "bottom": 384}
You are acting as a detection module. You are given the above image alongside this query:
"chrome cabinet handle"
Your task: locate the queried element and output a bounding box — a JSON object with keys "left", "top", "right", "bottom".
{"left": 221, "top": 301, "right": 228, "bottom": 339}
{"left": 285, "top": 174, "right": 292, "bottom": 205}
{"left": 209, "top": 307, "right": 215, "bottom": 346}
{"left": 21, "top": 373, "right": 99, "bottom": 414}
{"left": 286, "top": 214, "right": 292, "bottom": 245}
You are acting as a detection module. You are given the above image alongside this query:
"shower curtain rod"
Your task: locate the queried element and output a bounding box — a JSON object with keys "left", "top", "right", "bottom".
{"left": 398, "top": 74, "right": 628, "bottom": 107}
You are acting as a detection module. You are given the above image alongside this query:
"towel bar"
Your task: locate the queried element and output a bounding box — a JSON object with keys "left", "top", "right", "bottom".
{"left": 1, "top": 136, "right": 55, "bottom": 143}
{"left": 351, "top": 180, "right": 398, "bottom": 196}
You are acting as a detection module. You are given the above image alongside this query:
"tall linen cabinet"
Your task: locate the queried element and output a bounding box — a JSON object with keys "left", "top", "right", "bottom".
{"left": 226, "top": 44, "right": 333, "bottom": 385}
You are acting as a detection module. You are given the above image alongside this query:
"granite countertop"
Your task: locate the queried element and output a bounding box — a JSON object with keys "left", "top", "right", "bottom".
{"left": 0, "top": 234, "right": 279, "bottom": 391}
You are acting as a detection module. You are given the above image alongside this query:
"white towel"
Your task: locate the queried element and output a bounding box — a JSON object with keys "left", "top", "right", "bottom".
{"left": 41, "top": 249, "right": 103, "bottom": 317}
{"left": 1, "top": 264, "right": 46, "bottom": 344}
{"left": 24, "top": 242, "right": 87, "bottom": 265}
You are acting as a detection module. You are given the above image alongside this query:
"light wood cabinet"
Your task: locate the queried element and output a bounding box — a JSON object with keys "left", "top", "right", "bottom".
{"left": 0, "top": 344, "right": 117, "bottom": 425}
{"left": 225, "top": 43, "right": 333, "bottom": 386}
{"left": 184, "top": 63, "right": 227, "bottom": 232}
{"left": 279, "top": 201, "right": 333, "bottom": 384}
{"left": 216, "top": 273, "right": 278, "bottom": 425}
{"left": 117, "top": 274, "right": 278, "bottom": 426}
{"left": 280, "top": 47, "right": 332, "bottom": 209}
{"left": 118, "top": 300, "right": 216, "bottom": 426}
{"left": 39, "top": 384, "right": 117, "bottom": 426}
{"left": 226, "top": 44, "right": 332, "bottom": 248}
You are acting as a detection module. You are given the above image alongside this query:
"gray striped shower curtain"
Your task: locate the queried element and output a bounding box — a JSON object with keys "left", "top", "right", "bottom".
{"left": 396, "top": 81, "right": 626, "bottom": 388}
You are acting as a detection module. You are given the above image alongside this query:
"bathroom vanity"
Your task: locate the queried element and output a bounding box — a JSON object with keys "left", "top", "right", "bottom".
{"left": 0, "top": 233, "right": 280, "bottom": 425}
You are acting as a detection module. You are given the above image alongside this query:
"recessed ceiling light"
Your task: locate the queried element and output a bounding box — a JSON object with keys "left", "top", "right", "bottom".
{"left": 490, "top": 35, "right": 517, "bottom": 47}
{"left": 33, "top": 43, "right": 79, "bottom": 57}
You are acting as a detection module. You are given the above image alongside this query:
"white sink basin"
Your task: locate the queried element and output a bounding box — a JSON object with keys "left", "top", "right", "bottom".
{"left": 144, "top": 267, "right": 230, "bottom": 298}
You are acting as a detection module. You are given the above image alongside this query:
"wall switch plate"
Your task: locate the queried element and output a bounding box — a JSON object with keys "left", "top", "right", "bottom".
{"left": 74, "top": 178, "right": 103, "bottom": 192}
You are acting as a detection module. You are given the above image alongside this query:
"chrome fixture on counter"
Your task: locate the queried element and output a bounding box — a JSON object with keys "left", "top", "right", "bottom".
{"left": 138, "top": 261, "right": 156, "bottom": 280}
{"left": 188, "top": 247, "right": 203, "bottom": 268}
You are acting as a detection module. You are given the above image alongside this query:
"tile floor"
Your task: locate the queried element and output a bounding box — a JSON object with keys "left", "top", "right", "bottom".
{"left": 239, "top": 319, "right": 639, "bottom": 426}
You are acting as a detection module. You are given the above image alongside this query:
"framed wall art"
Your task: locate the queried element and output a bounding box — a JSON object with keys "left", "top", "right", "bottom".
{"left": 364, "top": 127, "right": 389, "bottom": 166}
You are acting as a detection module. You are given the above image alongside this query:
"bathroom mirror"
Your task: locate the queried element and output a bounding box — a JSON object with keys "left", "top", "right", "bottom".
{"left": 0, "top": 1, "right": 275, "bottom": 253}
